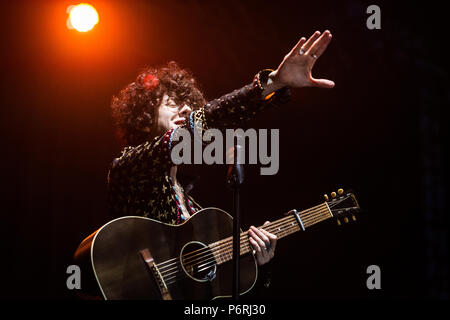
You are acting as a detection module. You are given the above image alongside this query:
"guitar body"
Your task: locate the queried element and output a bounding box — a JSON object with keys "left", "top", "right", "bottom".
{"left": 73, "top": 189, "right": 359, "bottom": 300}
{"left": 74, "top": 208, "right": 258, "bottom": 300}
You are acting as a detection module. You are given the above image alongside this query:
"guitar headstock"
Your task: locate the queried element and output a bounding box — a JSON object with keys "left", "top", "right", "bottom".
{"left": 324, "top": 188, "right": 360, "bottom": 226}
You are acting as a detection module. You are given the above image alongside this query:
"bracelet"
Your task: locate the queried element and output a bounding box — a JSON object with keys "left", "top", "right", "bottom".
{"left": 253, "top": 69, "right": 275, "bottom": 91}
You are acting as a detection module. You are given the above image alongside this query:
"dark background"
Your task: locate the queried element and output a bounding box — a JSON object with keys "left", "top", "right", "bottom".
{"left": 0, "top": 0, "right": 448, "bottom": 300}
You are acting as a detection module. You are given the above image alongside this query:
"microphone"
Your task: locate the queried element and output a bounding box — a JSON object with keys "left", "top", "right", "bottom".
{"left": 226, "top": 144, "right": 244, "bottom": 187}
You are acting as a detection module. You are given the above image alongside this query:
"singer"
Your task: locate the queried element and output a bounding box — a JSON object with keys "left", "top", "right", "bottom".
{"left": 107, "top": 30, "right": 335, "bottom": 296}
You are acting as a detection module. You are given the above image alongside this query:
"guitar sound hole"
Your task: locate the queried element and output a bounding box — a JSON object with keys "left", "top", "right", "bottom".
{"left": 180, "top": 241, "right": 217, "bottom": 282}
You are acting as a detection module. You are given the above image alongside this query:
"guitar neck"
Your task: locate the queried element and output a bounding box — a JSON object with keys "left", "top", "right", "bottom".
{"left": 209, "top": 202, "right": 333, "bottom": 265}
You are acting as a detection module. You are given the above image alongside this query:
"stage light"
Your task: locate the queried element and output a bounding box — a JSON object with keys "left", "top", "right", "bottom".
{"left": 66, "top": 3, "right": 99, "bottom": 32}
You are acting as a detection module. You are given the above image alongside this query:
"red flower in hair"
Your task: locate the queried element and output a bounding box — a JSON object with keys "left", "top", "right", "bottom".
{"left": 142, "top": 74, "right": 160, "bottom": 90}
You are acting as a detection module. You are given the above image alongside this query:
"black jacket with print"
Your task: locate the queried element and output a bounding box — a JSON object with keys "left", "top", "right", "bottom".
{"left": 107, "top": 69, "right": 290, "bottom": 224}
{"left": 106, "top": 70, "right": 290, "bottom": 296}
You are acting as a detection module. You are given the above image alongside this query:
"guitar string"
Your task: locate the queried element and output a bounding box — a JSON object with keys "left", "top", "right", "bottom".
{"left": 162, "top": 221, "right": 301, "bottom": 281}
{"left": 156, "top": 205, "right": 327, "bottom": 272}
{"left": 165, "top": 202, "right": 344, "bottom": 285}
{"left": 301, "top": 208, "right": 334, "bottom": 225}
{"left": 195, "top": 208, "right": 332, "bottom": 266}
{"left": 300, "top": 198, "right": 348, "bottom": 225}
{"left": 157, "top": 202, "right": 322, "bottom": 268}
{"left": 158, "top": 207, "right": 332, "bottom": 281}
{"left": 163, "top": 224, "right": 302, "bottom": 286}
{"left": 157, "top": 216, "right": 299, "bottom": 278}
{"left": 156, "top": 201, "right": 330, "bottom": 270}
{"left": 158, "top": 198, "right": 347, "bottom": 281}
{"left": 161, "top": 201, "right": 338, "bottom": 270}
{"left": 162, "top": 223, "right": 299, "bottom": 284}
{"left": 156, "top": 198, "right": 348, "bottom": 284}
{"left": 158, "top": 216, "right": 303, "bottom": 280}
{"left": 191, "top": 199, "right": 344, "bottom": 272}
{"left": 164, "top": 200, "right": 345, "bottom": 285}
{"left": 159, "top": 216, "right": 302, "bottom": 279}
{"left": 157, "top": 204, "right": 336, "bottom": 277}
{"left": 164, "top": 226, "right": 301, "bottom": 286}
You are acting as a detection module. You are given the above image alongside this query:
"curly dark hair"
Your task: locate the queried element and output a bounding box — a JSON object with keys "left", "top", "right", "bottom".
{"left": 111, "top": 61, "right": 206, "bottom": 147}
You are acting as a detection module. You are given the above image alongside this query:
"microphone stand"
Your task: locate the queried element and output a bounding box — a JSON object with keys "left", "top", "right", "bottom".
{"left": 226, "top": 143, "right": 244, "bottom": 301}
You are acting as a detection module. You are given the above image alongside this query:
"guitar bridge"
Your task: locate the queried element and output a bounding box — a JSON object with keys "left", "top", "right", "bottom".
{"left": 139, "top": 248, "right": 172, "bottom": 300}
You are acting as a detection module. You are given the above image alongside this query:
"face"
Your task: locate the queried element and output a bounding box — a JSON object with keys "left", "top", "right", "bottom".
{"left": 154, "top": 94, "right": 192, "bottom": 135}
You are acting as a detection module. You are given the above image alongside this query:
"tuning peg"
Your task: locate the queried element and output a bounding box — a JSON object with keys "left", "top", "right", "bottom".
{"left": 331, "top": 192, "right": 337, "bottom": 198}
{"left": 352, "top": 215, "right": 357, "bottom": 221}
{"left": 337, "top": 219, "right": 341, "bottom": 226}
{"left": 344, "top": 217, "right": 349, "bottom": 223}
{"left": 324, "top": 194, "right": 329, "bottom": 201}
{"left": 338, "top": 188, "right": 344, "bottom": 195}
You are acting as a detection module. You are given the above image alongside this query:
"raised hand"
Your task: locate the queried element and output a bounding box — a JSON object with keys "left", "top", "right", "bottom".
{"left": 270, "top": 30, "right": 335, "bottom": 89}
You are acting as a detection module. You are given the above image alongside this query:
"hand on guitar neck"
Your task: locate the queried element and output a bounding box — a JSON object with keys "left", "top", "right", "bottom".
{"left": 248, "top": 222, "right": 277, "bottom": 266}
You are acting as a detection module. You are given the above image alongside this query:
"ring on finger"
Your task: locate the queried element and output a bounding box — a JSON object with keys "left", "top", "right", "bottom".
{"left": 312, "top": 54, "right": 318, "bottom": 59}
{"left": 299, "top": 48, "right": 305, "bottom": 55}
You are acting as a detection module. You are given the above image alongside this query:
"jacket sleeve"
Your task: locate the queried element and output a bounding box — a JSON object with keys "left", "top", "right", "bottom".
{"left": 113, "top": 69, "right": 290, "bottom": 168}
{"left": 107, "top": 68, "right": 290, "bottom": 219}
{"left": 200, "top": 69, "right": 290, "bottom": 132}
{"left": 107, "top": 70, "right": 290, "bottom": 215}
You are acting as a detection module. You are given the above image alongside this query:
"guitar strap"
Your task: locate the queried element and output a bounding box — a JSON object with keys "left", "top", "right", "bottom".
{"left": 177, "top": 168, "right": 203, "bottom": 211}
{"left": 187, "top": 194, "right": 203, "bottom": 210}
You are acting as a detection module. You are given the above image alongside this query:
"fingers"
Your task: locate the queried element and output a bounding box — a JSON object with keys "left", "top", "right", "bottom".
{"left": 301, "top": 31, "right": 322, "bottom": 53}
{"left": 249, "top": 226, "right": 269, "bottom": 252}
{"left": 305, "top": 30, "right": 334, "bottom": 88}
{"left": 248, "top": 227, "right": 267, "bottom": 264}
{"left": 248, "top": 235, "right": 267, "bottom": 266}
{"left": 249, "top": 237, "right": 261, "bottom": 255}
{"left": 311, "top": 77, "right": 335, "bottom": 89}
{"left": 248, "top": 223, "right": 278, "bottom": 265}
{"left": 306, "top": 30, "right": 332, "bottom": 59}
{"left": 290, "top": 30, "right": 322, "bottom": 57}
{"left": 290, "top": 37, "right": 307, "bottom": 56}
{"left": 261, "top": 222, "right": 277, "bottom": 253}
{"left": 280, "top": 30, "right": 335, "bottom": 89}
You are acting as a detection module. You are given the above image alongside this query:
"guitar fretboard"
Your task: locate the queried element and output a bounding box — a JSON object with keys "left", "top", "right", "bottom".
{"left": 209, "top": 202, "right": 333, "bottom": 265}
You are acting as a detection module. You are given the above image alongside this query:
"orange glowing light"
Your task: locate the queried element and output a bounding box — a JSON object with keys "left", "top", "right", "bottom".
{"left": 67, "top": 3, "right": 99, "bottom": 32}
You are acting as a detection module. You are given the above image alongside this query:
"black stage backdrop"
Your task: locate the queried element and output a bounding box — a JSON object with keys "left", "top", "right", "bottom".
{"left": 0, "top": 0, "right": 448, "bottom": 300}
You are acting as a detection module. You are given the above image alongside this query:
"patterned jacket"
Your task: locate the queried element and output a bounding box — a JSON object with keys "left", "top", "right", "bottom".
{"left": 107, "top": 70, "right": 290, "bottom": 224}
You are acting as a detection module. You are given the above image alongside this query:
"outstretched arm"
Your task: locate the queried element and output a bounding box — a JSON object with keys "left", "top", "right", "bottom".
{"left": 250, "top": 30, "right": 334, "bottom": 267}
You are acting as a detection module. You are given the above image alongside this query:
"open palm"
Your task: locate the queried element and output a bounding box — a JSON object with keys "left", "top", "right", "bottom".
{"left": 272, "top": 30, "right": 335, "bottom": 89}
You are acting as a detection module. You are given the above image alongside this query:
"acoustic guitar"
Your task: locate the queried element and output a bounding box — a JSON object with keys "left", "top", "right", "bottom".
{"left": 73, "top": 188, "right": 360, "bottom": 300}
